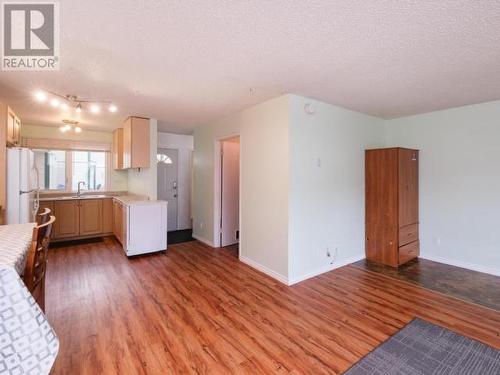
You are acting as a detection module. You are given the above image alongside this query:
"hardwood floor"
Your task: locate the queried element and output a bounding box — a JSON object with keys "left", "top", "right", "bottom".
{"left": 46, "top": 237, "right": 500, "bottom": 374}
{"left": 353, "top": 258, "right": 500, "bottom": 311}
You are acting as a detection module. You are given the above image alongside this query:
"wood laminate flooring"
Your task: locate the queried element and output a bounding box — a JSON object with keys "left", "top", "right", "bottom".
{"left": 352, "top": 258, "right": 500, "bottom": 311}
{"left": 46, "top": 237, "right": 500, "bottom": 374}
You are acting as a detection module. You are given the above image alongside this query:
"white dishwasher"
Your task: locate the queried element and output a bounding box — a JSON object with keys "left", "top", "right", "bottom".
{"left": 125, "top": 200, "right": 168, "bottom": 256}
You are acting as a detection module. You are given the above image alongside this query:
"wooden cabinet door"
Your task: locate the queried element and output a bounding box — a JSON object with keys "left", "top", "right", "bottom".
{"left": 130, "top": 117, "right": 149, "bottom": 168}
{"left": 6, "top": 108, "right": 16, "bottom": 145}
{"left": 54, "top": 200, "right": 80, "bottom": 239}
{"left": 113, "top": 200, "right": 122, "bottom": 243}
{"left": 112, "top": 128, "right": 124, "bottom": 170}
{"left": 79, "top": 199, "right": 103, "bottom": 236}
{"left": 121, "top": 117, "right": 149, "bottom": 169}
{"left": 13, "top": 116, "right": 21, "bottom": 145}
{"left": 365, "top": 149, "right": 399, "bottom": 266}
{"left": 122, "top": 118, "right": 132, "bottom": 169}
{"left": 102, "top": 199, "right": 113, "bottom": 233}
{"left": 398, "top": 149, "right": 419, "bottom": 227}
{"left": 121, "top": 203, "right": 127, "bottom": 247}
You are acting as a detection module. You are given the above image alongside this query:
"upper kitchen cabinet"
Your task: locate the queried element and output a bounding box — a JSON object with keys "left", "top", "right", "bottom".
{"left": 112, "top": 128, "right": 124, "bottom": 170}
{"left": 1, "top": 103, "right": 21, "bottom": 147}
{"left": 0, "top": 103, "right": 21, "bottom": 223}
{"left": 122, "top": 117, "right": 150, "bottom": 169}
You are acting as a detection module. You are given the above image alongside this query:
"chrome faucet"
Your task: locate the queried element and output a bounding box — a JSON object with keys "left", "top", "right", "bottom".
{"left": 77, "top": 181, "right": 86, "bottom": 197}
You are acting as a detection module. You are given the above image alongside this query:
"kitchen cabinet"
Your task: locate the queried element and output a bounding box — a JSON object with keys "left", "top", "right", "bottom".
{"left": 102, "top": 198, "right": 113, "bottom": 233}
{"left": 0, "top": 103, "right": 22, "bottom": 223}
{"left": 48, "top": 198, "right": 113, "bottom": 240}
{"left": 54, "top": 200, "right": 80, "bottom": 239}
{"left": 122, "top": 117, "right": 150, "bottom": 169}
{"left": 112, "top": 128, "right": 124, "bottom": 170}
{"left": 6, "top": 106, "right": 21, "bottom": 146}
{"left": 365, "top": 147, "right": 420, "bottom": 267}
{"left": 112, "top": 199, "right": 126, "bottom": 245}
{"left": 79, "top": 199, "right": 103, "bottom": 236}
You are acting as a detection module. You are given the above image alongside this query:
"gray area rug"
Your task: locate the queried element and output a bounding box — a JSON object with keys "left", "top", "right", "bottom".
{"left": 344, "top": 318, "right": 500, "bottom": 375}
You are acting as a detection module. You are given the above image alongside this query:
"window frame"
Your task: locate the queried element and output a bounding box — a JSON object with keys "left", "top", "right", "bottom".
{"left": 35, "top": 149, "right": 110, "bottom": 193}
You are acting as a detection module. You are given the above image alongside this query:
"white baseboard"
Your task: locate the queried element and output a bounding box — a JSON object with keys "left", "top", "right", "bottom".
{"left": 192, "top": 234, "right": 215, "bottom": 248}
{"left": 239, "top": 256, "right": 289, "bottom": 285}
{"left": 288, "top": 253, "right": 365, "bottom": 286}
{"left": 420, "top": 254, "right": 500, "bottom": 277}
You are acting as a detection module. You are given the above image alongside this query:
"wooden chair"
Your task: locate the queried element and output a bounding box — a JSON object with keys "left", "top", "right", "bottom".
{"left": 36, "top": 207, "right": 51, "bottom": 225}
{"left": 24, "top": 215, "right": 56, "bottom": 312}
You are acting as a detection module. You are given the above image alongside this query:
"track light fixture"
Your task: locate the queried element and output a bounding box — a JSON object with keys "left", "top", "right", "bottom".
{"left": 34, "top": 89, "right": 118, "bottom": 115}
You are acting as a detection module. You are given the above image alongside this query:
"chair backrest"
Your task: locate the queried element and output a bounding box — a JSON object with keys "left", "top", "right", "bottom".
{"left": 36, "top": 207, "right": 51, "bottom": 225}
{"left": 24, "top": 216, "right": 56, "bottom": 310}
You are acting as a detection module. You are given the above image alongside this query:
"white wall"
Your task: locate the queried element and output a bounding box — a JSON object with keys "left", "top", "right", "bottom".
{"left": 157, "top": 132, "right": 194, "bottom": 230}
{"left": 240, "top": 96, "right": 289, "bottom": 280}
{"left": 193, "top": 95, "right": 500, "bottom": 284}
{"left": 193, "top": 95, "right": 290, "bottom": 280}
{"left": 21, "top": 124, "right": 128, "bottom": 191}
{"left": 128, "top": 119, "right": 158, "bottom": 199}
{"left": 192, "top": 119, "right": 239, "bottom": 246}
{"left": 385, "top": 100, "right": 500, "bottom": 276}
{"left": 288, "top": 95, "right": 385, "bottom": 284}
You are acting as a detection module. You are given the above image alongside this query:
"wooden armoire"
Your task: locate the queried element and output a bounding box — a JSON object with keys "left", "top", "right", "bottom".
{"left": 365, "top": 148, "right": 419, "bottom": 267}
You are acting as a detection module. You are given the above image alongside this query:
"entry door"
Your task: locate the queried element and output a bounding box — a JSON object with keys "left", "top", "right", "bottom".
{"left": 221, "top": 140, "right": 240, "bottom": 247}
{"left": 157, "top": 148, "right": 178, "bottom": 232}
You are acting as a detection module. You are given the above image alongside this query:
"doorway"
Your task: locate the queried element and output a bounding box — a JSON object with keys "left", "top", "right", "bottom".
{"left": 219, "top": 137, "right": 240, "bottom": 248}
{"left": 157, "top": 148, "right": 178, "bottom": 232}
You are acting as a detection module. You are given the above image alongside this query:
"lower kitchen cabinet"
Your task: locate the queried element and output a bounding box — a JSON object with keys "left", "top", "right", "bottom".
{"left": 47, "top": 198, "right": 114, "bottom": 241}
{"left": 102, "top": 199, "right": 113, "bottom": 233}
{"left": 54, "top": 201, "right": 80, "bottom": 239}
{"left": 79, "top": 199, "right": 103, "bottom": 236}
{"left": 112, "top": 200, "right": 126, "bottom": 245}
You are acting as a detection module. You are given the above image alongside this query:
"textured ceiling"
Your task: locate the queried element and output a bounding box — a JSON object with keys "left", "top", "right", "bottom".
{"left": 1, "top": 1, "right": 500, "bottom": 133}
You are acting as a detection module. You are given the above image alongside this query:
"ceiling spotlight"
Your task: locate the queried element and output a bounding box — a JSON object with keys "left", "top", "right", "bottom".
{"left": 75, "top": 126, "right": 82, "bottom": 133}
{"left": 75, "top": 103, "right": 82, "bottom": 113}
{"left": 90, "top": 104, "right": 100, "bottom": 114}
{"left": 108, "top": 104, "right": 117, "bottom": 113}
{"left": 60, "top": 102, "right": 69, "bottom": 110}
{"left": 34, "top": 90, "right": 47, "bottom": 102}
{"left": 59, "top": 125, "right": 68, "bottom": 133}
{"left": 50, "top": 98, "right": 60, "bottom": 108}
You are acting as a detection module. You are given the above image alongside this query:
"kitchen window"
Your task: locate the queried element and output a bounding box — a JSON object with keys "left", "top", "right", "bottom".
{"left": 34, "top": 149, "right": 108, "bottom": 192}
{"left": 34, "top": 150, "right": 66, "bottom": 190}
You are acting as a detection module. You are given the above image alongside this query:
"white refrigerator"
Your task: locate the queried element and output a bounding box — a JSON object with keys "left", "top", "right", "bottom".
{"left": 6, "top": 148, "right": 40, "bottom": 224}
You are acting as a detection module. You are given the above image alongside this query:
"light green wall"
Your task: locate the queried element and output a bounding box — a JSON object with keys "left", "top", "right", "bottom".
{"left": 21, "top": 124, "right": 128, "bottom": 191}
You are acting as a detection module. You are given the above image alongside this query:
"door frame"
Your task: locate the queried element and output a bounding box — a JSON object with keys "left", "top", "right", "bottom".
{"left": 213, "top": 134, "right": 241, "bottom": 248}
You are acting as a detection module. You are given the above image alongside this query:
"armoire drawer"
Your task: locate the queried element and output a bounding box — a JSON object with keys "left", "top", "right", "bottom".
{"left": 399, "top": 223, "right": 419, "bottom": 246}
{"left": 399, "top": 240, "right": 419, "bottom": 265}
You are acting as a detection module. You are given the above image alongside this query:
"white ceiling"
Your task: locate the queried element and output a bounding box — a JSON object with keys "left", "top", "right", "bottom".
{"left": 1, "top": 1, "right": 500, "bottom": 134}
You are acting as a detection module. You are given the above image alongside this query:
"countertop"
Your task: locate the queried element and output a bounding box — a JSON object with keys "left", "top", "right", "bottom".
{"left": 38, "top": 193, "right": 155, "bottom": 206}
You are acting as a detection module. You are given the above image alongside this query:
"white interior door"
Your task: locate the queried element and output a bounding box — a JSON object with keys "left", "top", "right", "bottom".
{"left": 221, "top": 139, "right": 240, "bottom": 247}
{"left": 157, "top": 148, "right": 178, "bottom": 232}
